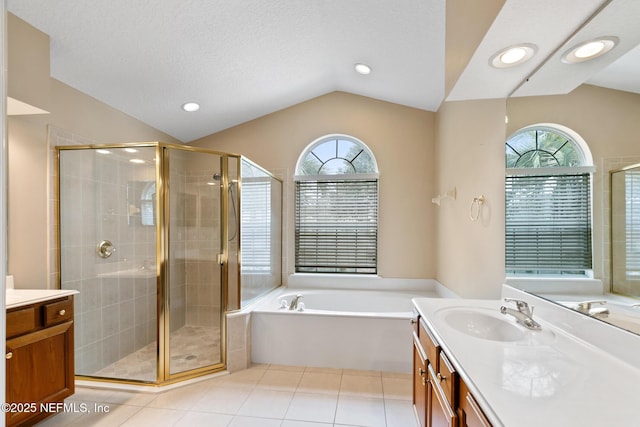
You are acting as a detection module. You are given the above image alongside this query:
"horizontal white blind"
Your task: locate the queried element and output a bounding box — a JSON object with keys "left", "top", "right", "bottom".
{"left": 295, "top": 180, "right": 377, "bottom": 274}
{"left": 241, "top": 180, "right": 271, "bottom": 272}
{"left": 505, "top": 173, "right": 592, "bottom": 273}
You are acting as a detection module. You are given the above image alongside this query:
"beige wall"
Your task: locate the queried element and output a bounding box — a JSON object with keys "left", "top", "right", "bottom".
{"left": 507, "top": 84, "right": 640, "bottom": 288}
{"left": 435, "top": 99, "right": 507, "bottom": 298}
{"left": 191, "top": 91, "right": 437, "bottom": 281}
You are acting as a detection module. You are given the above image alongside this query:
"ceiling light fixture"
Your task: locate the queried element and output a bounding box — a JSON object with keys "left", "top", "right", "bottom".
{"left": 562, "top": 37, "right": 618, "bottom": 63}
{"left": 181, "top": 102, "right": 200, "bottom": 112}
{"left": 354, "top": 63, "right": 372, "bottom": 75}
{"left": 490, "top": 44, "right": 537, "bottom": 68}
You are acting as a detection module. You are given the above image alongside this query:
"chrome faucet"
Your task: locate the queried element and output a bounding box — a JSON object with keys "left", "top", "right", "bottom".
{"left": 500, "top": 298, "right": 541, "bottom": 330}
{"left": 289, "top": 294, "right": 303, "bottom": 310}
{"left": 573, "top": 300, "right": 609, "bottom": 318}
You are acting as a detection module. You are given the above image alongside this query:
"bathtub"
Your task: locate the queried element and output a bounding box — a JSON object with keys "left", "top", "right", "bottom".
{"left": 250, "top": 287, "right": 443, "bottom": 373}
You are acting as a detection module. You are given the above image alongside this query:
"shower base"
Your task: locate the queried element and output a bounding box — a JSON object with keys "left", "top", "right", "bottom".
{"left": 92, "top": 325, "right": 221, "bottom": 382}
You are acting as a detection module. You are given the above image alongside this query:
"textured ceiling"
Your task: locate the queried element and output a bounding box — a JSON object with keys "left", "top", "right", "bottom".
{"left": 7, "top": 0, "right": 640, "bottom": 142}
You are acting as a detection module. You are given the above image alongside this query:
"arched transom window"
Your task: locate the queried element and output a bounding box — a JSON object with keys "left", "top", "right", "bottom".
{"left": 295, "top": 135, "right": 379, "bottom": 274}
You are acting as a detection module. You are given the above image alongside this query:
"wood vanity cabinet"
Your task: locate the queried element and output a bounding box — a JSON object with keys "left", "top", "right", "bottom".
{"left": 412, "top": 315, "right": 491, "bottom": 427}
{"left": 5, "top": 296, "right": 75, "bottom": 427}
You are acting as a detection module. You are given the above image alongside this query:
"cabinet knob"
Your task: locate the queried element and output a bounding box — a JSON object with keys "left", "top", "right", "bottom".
{"left": 6, "top": 352, "right": 13, "bottom": 360}
{"left": 59, "top": 309, "right": 66, "bottom": 316}
{"left": 437, "top": 372, "right": 446, "bottom": 382}
{"left": 410, "top": 318, "right": 417, "bottom": 324}
{"left": 418, "top": 368, "right": 426, "bottom": 376}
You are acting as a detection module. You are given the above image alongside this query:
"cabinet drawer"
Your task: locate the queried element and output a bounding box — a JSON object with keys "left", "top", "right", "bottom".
{"left": 6, "top": 307, "right": 37, "bottom": 338}
{"left": 43, "top": 298, "right": 74, "bottom": 327}
{"left": 419, "top": 319, "right": 440, "bottom": 367}
{"left": 437, "top": 352, "right": 458, "bottom": 407}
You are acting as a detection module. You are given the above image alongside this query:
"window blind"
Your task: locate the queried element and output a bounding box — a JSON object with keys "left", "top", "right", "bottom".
{"left": 241, "top": 180, "right": 271, "bottom": 272}
{"left": 295, "top": 180, "right": 378, "bottom": 274}
{"left": 505, "top": 173, "right": 592, "bottom": 274}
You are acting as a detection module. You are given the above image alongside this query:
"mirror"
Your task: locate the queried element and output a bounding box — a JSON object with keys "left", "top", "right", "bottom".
{"left": 505, "top": 1, "right": 640, "bottom": 335}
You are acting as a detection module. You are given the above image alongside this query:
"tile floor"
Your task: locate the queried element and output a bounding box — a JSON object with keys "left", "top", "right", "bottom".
{"left": 93, "top": 325, "right": 221, "bottom": 382}
{"left": 36, "top": 364, "right": 419, "bottom": 427}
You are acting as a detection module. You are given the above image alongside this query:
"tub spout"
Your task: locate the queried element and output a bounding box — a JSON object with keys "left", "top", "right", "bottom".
{"left": 289, "top": 294, "right": 303, "bottom": 310}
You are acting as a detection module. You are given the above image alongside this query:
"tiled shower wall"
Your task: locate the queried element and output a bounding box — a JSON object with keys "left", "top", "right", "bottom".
{"left": 53, "top": 128, "right": 157, "bottom": 374}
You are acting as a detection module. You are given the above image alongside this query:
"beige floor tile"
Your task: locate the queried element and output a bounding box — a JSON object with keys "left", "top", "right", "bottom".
{"left": 285, "top": 392, "right": 338, "bottom": 424}
{"left": 343, "top": 369, "right": 382, "bottom": 377}
{"left": 67, "top": 403, "right": 142, "bottom": 426}
{"left": 215, "top": 367, "right": 266, "bottom": 387}
{"left": 382, "top": 376, "right": 413, "bottom": 400}
{"left": 256, "top": 369, "right": 303, "bottom": 391}
{"left": 304, "top": 366, "right": 343, "bottom": 375}
{"left": 190, "top": 384, "right": 252, "bottom": 414}
{"left": 119, "top": 407, "right": 187, "bottom": 426}
{"left": 334, "top": 395, "right": 386, "bottom": 427}
{"left": 174, "top": 411, "right": 234, "bottom": 427}
{"left": 236, "top": 389, "right": 294, "bottom": 419}
{"left": 228, "top": 415, "right": 283, "bottom": 426}
{"left": 146, "top": 383, "right": 207, "bottom": 410}
{"left": 385, "top": 399, "right": 419, "bottom": 427}
{"left": 268, "top": 364, "right": 306, "bottom": 373}
{"left": 297, "top": 372, "right": 342, "bottom": 395}
{"left": 340, "top": 374, "right": 384, "bottom": 398}
{"left": 281, "top": 421, "right": 334, "bottom": 427}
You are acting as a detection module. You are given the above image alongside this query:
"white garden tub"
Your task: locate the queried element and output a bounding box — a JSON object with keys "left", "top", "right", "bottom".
{"left": 251, "top": 287, "right": 443, "bottom": 373}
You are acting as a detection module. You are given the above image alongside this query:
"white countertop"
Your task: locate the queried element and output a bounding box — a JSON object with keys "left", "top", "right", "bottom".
{"left": 412, "top": 296, "right": 640, "bottom": 427}
{"left": 6, "top": 289, "right": 79, "bottom": 309}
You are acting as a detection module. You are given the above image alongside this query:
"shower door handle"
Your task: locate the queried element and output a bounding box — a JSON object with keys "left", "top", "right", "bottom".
{"left": 216, "top": 253, "right": 225, "bottom": 265}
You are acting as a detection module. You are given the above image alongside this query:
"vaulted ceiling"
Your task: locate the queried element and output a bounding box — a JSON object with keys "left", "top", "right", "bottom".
{"left": 7, "top": 0, "right": 640, "bottom": 142}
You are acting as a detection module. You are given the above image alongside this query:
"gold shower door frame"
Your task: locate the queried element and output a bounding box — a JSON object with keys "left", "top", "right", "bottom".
{"left": 56, "top": 142, "right": 235, "bottom": 386}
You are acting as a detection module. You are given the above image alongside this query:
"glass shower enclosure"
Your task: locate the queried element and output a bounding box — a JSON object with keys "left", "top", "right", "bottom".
{"left": 57, "top": 143, "right": 282, "bottom": 385}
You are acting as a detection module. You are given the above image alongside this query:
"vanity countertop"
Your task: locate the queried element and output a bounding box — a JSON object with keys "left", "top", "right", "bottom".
{"left": 6, "top": 288, "right": 79, "bottom": 309}
{"left": 412, "top": 295, "right": 640, "bottom": 427}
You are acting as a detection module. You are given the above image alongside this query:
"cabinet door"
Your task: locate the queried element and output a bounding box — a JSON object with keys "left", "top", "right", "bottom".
{"left": 413, "top": 340, "right": 428, "bottom": 427}
{"left": 5, "top": 321, "right": 75, "bottom": 427}
{"left": 428, "top": 366, "right": 457, "bottom": 427}
{"left": 459, "top": 380, "right": 492, "bottom": 427}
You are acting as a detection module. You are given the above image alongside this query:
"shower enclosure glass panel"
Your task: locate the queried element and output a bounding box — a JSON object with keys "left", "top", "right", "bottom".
{"left": 59, "top": 147, "right": 158, "bottom": 382}
{"left": 166, "top": 148, "right": 223, "bottom": 375}
{"left": 240, "top": 158, "right": 282, "bottom": 306}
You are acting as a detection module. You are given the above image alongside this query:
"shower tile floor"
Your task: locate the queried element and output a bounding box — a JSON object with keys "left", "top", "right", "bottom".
{"left": 93, "top": 325, "right": 221, "bottom": 382}
{"left": 36, "top": 364, "right": 417, "bottom": 427}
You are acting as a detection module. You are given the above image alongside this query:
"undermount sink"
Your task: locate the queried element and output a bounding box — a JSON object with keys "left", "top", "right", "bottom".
{"left": 436, "top": 306, "right": 556, "bottom": 345}
{"left": 438, "top": 307, "right": 525, "bottom": 342}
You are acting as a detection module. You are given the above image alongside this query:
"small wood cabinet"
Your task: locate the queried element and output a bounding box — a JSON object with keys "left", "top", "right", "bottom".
{"left": 412, "top": 314, "right": 491, "bottom": 427}
{"left": 6, "top": 295, "right": 75, "bottom": 427}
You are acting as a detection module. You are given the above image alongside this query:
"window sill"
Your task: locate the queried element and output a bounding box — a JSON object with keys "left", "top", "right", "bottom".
{"left": 505, "top": 276, "right": 604, "bottom": 295}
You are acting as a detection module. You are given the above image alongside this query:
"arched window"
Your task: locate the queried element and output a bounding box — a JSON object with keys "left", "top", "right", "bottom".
{"left": 295, "top": 135, "right": 379, "bottom": 274}
{"left": 505, "top": 125, "right": 594, "bottom": 276}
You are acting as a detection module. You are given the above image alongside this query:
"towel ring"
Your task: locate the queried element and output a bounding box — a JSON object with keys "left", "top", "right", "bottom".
{"left": 470, "top": 195, "right": 485, "bottom": 221}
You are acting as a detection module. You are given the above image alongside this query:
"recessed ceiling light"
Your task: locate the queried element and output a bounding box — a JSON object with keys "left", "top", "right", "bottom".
{"left": 562, "top": 37, "right": 618, "bottom": 63}
{"left": 490, "top": 44, "right": 537, "bottom": 68}
{"left": 181, "top": 102, "right": 200, "bottom": 112}
{"left": 96, "top": 149, "right": 111, "bottom": 154}
{"left": 354, "top": 63, "right": 372, "bottom": 75}
{"left": 124, "top": 148, "right": 138, "bottom": 153}
{"left": 129, "top": 158, "right": 146, "bottom": 164}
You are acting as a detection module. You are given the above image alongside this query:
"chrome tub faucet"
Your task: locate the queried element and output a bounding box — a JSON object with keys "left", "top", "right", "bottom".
{"left": 500, "top": 298, "right": 541, "bottom": 330}
{"left": 574, "top": 300, "right": 609, "bottom": 319}
{"left": 289, "top": 294, "right": 304, "bottom": 310}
